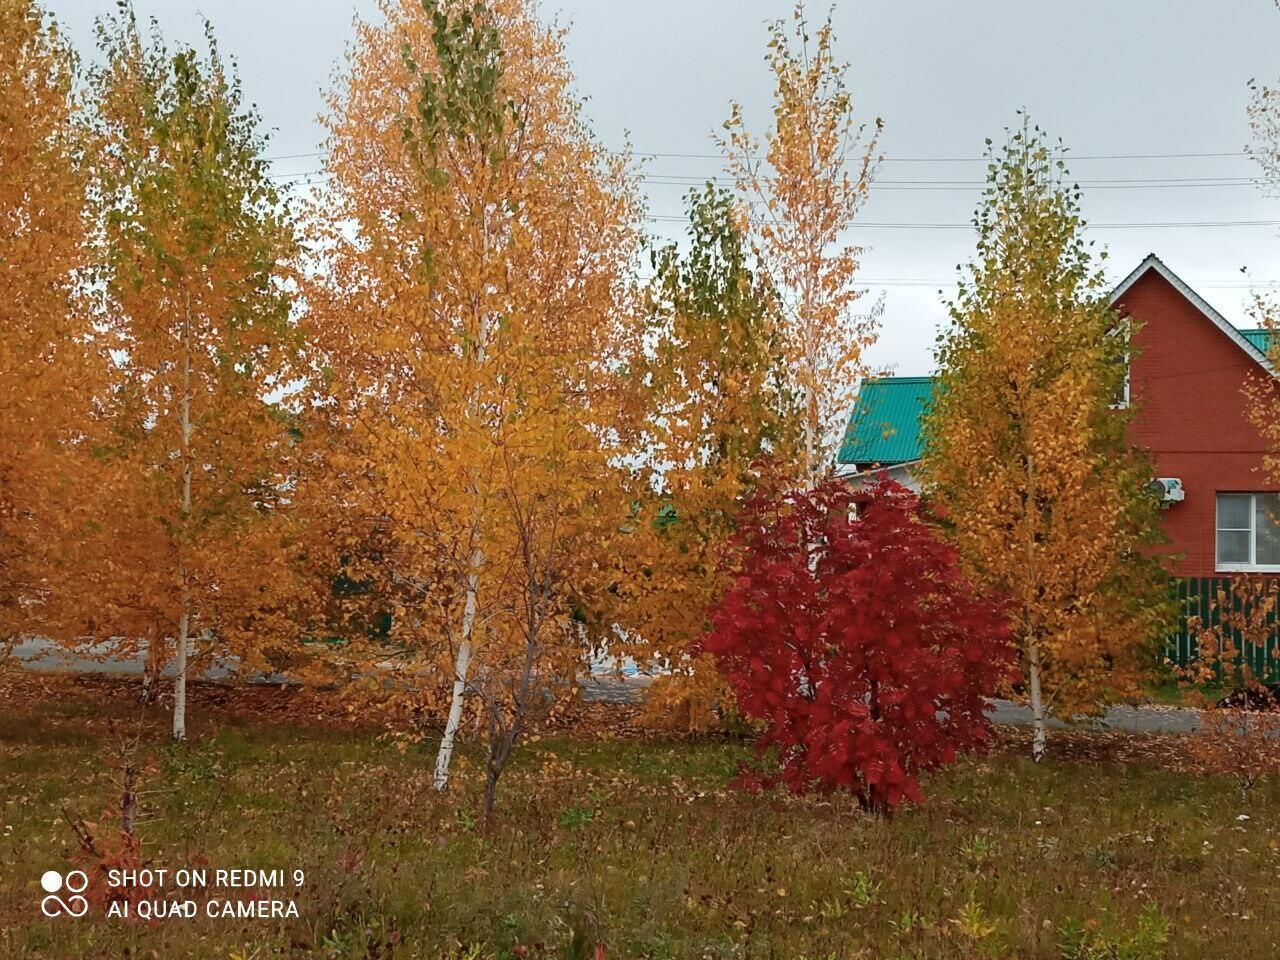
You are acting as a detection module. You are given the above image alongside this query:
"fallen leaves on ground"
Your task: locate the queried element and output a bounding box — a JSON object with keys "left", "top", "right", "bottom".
{"left": 2, "top": 667, "right": 1217, "bottom": 772}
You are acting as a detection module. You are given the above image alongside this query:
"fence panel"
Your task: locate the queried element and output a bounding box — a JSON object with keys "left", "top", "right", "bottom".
{"left": 1166, "top": 576, "right": 1280, "bottom": 683}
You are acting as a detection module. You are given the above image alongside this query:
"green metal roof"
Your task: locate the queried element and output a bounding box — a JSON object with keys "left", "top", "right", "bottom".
{"left": 838, "top": 376, "right": 935, "bottom": 466}
{"left": 1240, "top": 329, "right": 1277, "bottom": 354}
{"left": 840, "top": 326, "right": 1273, "bottom": 468}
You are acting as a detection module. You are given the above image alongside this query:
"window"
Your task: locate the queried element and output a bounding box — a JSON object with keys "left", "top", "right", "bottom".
{"left": 1110, "top": 318, "right": 1130, "bottom": 409}
{"left": 1216, "top": 493, "right": 1280, "bottom": 571}
{"left": 1111, "top": 360, "right": 1129, "bottom": 408}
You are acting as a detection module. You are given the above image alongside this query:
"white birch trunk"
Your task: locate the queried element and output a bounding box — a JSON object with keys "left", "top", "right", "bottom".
{"left": 433, "top": 541, "right": 483, "bottom": 790}
{"left": 432, "top": 302, "right": 495, "bottom": 791}
{"left": 801, "top": 298, "right": 818, "bottom": 491}
{"left": 1023, "top": 451, "right": 1046, "bottom": 761}
{"left": 803, "top": 381, "right": 816, "bottom": 490}
{"left": 1027, "top": 634, "right": 1045, "bottom": 762}
{"left": 173, "top": 603, "right": 190, "bottom": 740}
{"left": 173, "top": 300, "right": 193, "bottom": 741}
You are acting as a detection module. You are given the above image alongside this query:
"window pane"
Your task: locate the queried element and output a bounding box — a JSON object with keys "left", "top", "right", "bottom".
{"left": 1218, "top": 530, "right": 1250, "bottom": 565}
{"left": 1218, "top": 494, "right": 1252, "bottom": 531}
{"left": 1113, "top": 361, "right": 1129, "bottom": 406}
{"left": 1257, "top": 495, "right": 1280, "bottom": 565}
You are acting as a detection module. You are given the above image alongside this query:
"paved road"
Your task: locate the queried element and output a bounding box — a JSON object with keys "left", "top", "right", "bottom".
{"left": 9, "top": 636, "right": 242, "bottom": 679}
{"left": 579, "top": 673, "right": 1206, "bottom": 734}
{"left": 13, "top": 637, "right": 1205, "bottom": 735}
{"left": 985, "top": 698, "right": 1202, "bottom": 734}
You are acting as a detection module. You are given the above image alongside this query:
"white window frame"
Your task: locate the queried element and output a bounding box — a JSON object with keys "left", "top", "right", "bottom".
{"left": 1109, "top": 317, "right": 1131, "bottom": 410}
{"left": 1216, "top": 492, "right": 1280, "bottom": 573}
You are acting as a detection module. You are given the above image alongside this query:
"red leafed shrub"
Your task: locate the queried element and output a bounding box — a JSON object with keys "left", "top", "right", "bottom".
{"left": 700, "top": 477, "right": 1014, "bottom": 813}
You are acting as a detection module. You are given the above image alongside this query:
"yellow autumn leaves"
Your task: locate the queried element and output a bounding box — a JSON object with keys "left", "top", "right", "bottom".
{"left": 922, "top": 122, "right": 1171, "bottom": 759}
{"left": 2, "top": 0, "right": 1180, "bottom": 786}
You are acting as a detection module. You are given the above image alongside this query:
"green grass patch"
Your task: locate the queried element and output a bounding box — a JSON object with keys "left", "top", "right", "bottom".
{"left": 1, "top": 686, "right": 1277, "bottom": 958}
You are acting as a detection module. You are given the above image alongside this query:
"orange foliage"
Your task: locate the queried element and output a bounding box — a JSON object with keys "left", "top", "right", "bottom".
{"left": 921, "top": 122, "right": 1170, "bottom": 759}
{"left": 37, "top": 10, "right": 315, "bottom": 737}
{"left": 303, "top": 0, "right": 641, "bottom": 787}
{"left": 1181, "top": 577, "right": 1280, "bottom": 793}
{"left": 0, "top": 0, "right": 101, "bottom": 648}
{"left": 722, "top": 2, "right": 882, "bottom": 487}
{"left": 614, "top": 187, "right": 798, "bottom": 732}
{"left": 621, "top": 4, "right": 881, "bottom": 729}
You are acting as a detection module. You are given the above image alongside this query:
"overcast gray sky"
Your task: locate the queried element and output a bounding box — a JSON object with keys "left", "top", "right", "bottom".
{"left": 49, "top": 0, "right": 1280, "bottom": 374}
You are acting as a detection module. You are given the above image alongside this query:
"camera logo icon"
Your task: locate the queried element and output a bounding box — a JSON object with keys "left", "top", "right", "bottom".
{"left": 40, "top": 870, "right": 89, "bottom": 918}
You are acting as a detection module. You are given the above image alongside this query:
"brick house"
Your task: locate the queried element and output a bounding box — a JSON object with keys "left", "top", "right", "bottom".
{"left": 838, "top": 254, "right": 1280, "bottom": 676}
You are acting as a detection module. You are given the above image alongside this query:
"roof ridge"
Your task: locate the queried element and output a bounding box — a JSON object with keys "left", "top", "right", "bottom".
{"left": 1111, "top": 254, "right": 1276, "bottom": 376}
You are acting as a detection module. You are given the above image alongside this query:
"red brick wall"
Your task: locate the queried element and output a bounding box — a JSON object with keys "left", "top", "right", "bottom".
{"left": 1119, "top": 269, "right": 1278, "bottom": 576}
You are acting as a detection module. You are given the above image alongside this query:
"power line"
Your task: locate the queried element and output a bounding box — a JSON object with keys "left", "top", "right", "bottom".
{"left": 620, "top": 149, "right": 1254, "bottom": 164}
{"left": 851, "top": 278, "right": 1280, "bottom": 289}
{"left": 267, "top": 168, "right": 329, "bottom": 180}
{"left": 643, "top": 174, "right": 1268, "bottom": 191}
{"left": 265, "top": 147, "right": 1256, "bottom": 167}
{"left": 263, "top": 151, "right": 323, "bottom": 162}
{"left": 269, "top": 168, "right": 1273, "bottom": 192}
{"left": 644, "top": 215, "right": 1280, "bottom": 230}
{"left": 264, "top": 174, "right": 1280, "bottom": 228}
{"left": 248, "top": 162, "right": 1280, "bottom": 285}
{"left": 647, "top": 175, "right": 1263, "bottom": 184}
{"left": 262, "top": 163, "right": 1280, "bottom": 230}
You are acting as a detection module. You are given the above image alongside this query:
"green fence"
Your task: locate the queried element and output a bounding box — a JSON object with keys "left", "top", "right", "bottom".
{"left": 1168, "top": 577, "right": 1280, "bottom": 682}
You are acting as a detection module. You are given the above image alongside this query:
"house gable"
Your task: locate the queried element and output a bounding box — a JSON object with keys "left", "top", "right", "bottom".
{"left": 1116, "top": 258, "right": 1280, "bottom": 576}
{"left": 837, "top": 256, "right": 1280, "bottom": 577}
{"left": 1111, "top": 254, "right": 1277, "bottom": 376}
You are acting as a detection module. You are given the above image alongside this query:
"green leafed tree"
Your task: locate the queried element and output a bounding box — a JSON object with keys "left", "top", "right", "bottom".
{"left": 919, "top": 119, "right": 1170, "bottom": 761}
{"left": 60, "top": 6, "right": 309, "bottom": 739}
{"left": 619, "top": 185, "right": 800, "bottom": 729}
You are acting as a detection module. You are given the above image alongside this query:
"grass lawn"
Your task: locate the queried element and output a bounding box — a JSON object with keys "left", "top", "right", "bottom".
{"left": 1, "top": 674, "right": 1277, "bottom": 959}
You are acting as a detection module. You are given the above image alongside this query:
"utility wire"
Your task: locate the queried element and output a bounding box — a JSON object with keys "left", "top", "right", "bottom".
{"left": 264, "top": 148, "right": 1257, "bottom": 166}
{"left": 268, "top": 168, "right": 1273, "bottom": 191}
{"left": 644, "top": 215, "right": 1280, "bottom": 230}
{"left": 266, "top": 172, "right": 1280, "bottom": 228}
{"left": 261, "top": 155, "right": 1280, "bottom": 229}
{"left": 623, "top": 149, "right": 1255, "bottom": 163}
{"left": 263, "top": 151, "right": 324, "bottom": 162}
{"left": 641, "top": 175, "right": 1268, "bottom": 191}
{"left": 851, "top": 278, "right": 1280, "bottom": 289}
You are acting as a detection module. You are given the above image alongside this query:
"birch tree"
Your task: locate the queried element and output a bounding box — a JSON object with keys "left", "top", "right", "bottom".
{"left": 619, "top": 1, "right": 878, "bottom": 728}
{"left": 1242, "top": 45, "right": 1280, "bottom": 478}
{"left": 75, "top": 7, "right": 304, "bottom": 738}
{"left": 473, "top": 404, "right": 630, "bottom": 821}
{"left": 722, "top": 1, "right": 881, "bottom": 488}
{"left": 306, "top": 0, "right": 639, "bottom": 790}
{"left": 619, "top": 185, "right": 799, "bottom": 729}
{"left": 920, "top": 121, "right": 1169, "bottom": 761}
{"left": 0, "top": 0, "right": 102, "bottom": 651}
